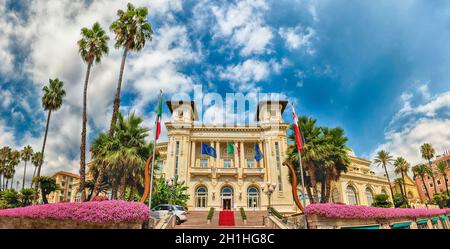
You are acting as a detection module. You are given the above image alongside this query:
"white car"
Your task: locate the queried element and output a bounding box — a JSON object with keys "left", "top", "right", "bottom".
{"left": 151, "top": 204, "right": 187, "bottom": 225}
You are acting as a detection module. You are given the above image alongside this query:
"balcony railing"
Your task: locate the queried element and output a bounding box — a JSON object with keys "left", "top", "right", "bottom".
{"left": 216, "top": 167, "right": 238, "bottom": 177}
{"left": 190, "top": 167, "right": 212, "bottom": 176}
{"left": 243, "top": 167, "right": 265, "bottom": 177}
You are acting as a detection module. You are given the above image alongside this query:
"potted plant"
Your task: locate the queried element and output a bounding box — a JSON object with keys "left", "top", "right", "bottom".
{"left": 207, "top": 207, "right": 214, "bottom": 224}
{"left": 240, "top": 207, "right": 247, "bottom": 224}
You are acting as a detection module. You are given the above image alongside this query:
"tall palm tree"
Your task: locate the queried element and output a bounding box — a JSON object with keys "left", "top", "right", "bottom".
{"left": 412, "top": 164, "right": 432, "bottom": 202}
{"left": 108, "top": 3, "right": 153, "bottom": 137}
{"left": 394, "top": 157, "right": 410, "bottom": 205}
{"left": 5, "top": 150, "right": 20, "bottom": 189}
{"left": 30, "top": 152, "right": 43, "bottom": 188}
{"left": 34, "top": 78, "right": 66, "bottom": 202}
{"left": 0, "top": 146, "right": 12, "bottom": 190}
{"left": 420, "top": 143, "right": 437, "bottom": 194}
{"left": 77, "top": 22, "right": 110, "bottom": 202}
{"left": 373, "top": 150, "right": 395, "bottom": 201}
{"left": 436, "top": 161, "right": 449, "bottom": 195}
{"left": 20, "top": 145, "right": 33, "bottom": 190}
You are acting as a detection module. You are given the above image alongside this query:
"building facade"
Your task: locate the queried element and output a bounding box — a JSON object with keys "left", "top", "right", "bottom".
{"left": 392, "top": 175, "right": 422, "bottom": 206}
{"left": 47, "top": 171, "right": 79, "bottom": 203}
{"left": 415, "top": 154, "right": 450, "bottom": 202}
{"left": 157, "top": 100, "right": 295, "bottom": 212}
{"left": 328, "top": 152, "right": 392, "bottom": 206}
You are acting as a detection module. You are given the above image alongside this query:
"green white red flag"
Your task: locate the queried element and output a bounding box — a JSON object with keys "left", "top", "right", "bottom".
{"left": 292, "top": 106, "right": 305, "bottom": 153}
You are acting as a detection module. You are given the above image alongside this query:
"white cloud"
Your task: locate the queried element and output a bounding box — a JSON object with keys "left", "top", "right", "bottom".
{"left": 219, "top": 59, "right": 269, "bottom": 92}
{"left": 210, "top": 0, "right": 273, "bottom": 56}
{"left": 0, "top": 0, "right": 197, "bottom": 181}
{"left": 279, "top": 25, "right": 316, "bottom": 54}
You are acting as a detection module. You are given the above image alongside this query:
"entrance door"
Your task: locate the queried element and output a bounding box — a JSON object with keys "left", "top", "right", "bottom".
{"left": 222, "top": 199, "right": 231, "bottom": 210}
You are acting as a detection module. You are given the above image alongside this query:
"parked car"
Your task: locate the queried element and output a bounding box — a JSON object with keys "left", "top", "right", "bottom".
{"left": 151, "top": 204, "right": 187, "bottom": 225}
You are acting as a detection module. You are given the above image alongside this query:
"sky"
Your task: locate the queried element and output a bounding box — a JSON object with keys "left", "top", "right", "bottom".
{"left": 0, "top": 0, "right": 449, "bottom": 187}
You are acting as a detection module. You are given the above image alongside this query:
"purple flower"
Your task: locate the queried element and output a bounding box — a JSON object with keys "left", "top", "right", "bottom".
{"left": 305, "top": 203, "right": 450, "bottom": 219}
{"left": 0, "top": 201, "right": 149, "bottom": 224}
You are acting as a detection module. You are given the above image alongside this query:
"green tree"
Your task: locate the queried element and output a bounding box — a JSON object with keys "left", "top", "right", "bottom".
{"left": 0, "top": 146, "right": 12, "bottom": 190}
{"left": 33, "top": 176, "right": 59, "bottom": 204}
{"left": 30, "top": 152, "right": 43, "bottom": 188}
{"left": 108, "top": 3, "right": 153, "bottom": 137}
{"left": 77, "top": 22, "right": 110, "bottom": 202}
{"left": 152, "top": 176, "right": 189, "bottom": 208}
{"left": 19, "top": 188, "right": 34, "bottom": 206}
{"left": 371, "top": 194, "right": 393, "bottom": 208}
{"left": 393, "top": 193, "right": 408, "bottom": 208}
{"left": 394, "top": 157, "right": 410, "bottom": 206}
{"left": 373, "top": 150, "right": 395, "bottom": 201}
{"left": 412, "top": 164, "right": 432, "bottom": 202}
{"left": 436, "top": 161, "right": 449, "bottom": 195}
{"left": 20, "top": 145, "right": 33, "bottom": 190}
{"left": 4, "top": 150, "right": 20, "bottom": 189}
{"left": 420, "top": 143, "right": 437, "bottom": 194}
{"left": 34, "top": 78, "right": 66, "bottom": 202}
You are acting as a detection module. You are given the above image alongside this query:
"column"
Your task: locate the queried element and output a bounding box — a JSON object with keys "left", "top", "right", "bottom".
{"left": 234, "top": 141, "right": 239, "bottom": 168}
{"left": 216, "top": 141, "right": 221, "bottom": 168}
{"left": 190, "top": 141, "right": 196, "bottom": 168}
{"left": 258, "top": 141, "right": 264, "bottom": 168}
{"left": 240, "top": 141, "right": 245, "bottom": 168}
{"left": 210, "top": 141, "right": 214, "bottom": 168}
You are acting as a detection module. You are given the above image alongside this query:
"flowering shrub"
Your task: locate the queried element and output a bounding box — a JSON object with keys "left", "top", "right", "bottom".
{"left": 306, "top": 203, "right": 450, "bottom": 219}
{"left": 0, "top": 200, "right": 149, "bottom": 224}
{"left": 92, "top": 196, "right": 109, "bottom": 202}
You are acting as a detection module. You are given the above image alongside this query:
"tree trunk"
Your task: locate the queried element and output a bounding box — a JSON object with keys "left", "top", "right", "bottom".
{"left": 79, "top": 62, "right": 92, "bottom": 202}
{"left": 401, "top": 172, "right": 409, "bottom": 206}
{"left": 383, "top": 164, "right": 395, "bottom": 202}
{"left": 308, "top": 161, "right": 319, "bottom": 203}
{"left": 90, "top": 162, "right": 107, "bottom": 200}
{"left": 0, "top": 175, "right": 2, "bottom": 191}
{"left": 10, "top": 176, "right": 13, "bottom": 189}
{"left": 420, "top": 175, "right": 431, "bottom": 201}
{"left": 119, "top": 174, "right": 127, "bottom": 200}
{"left": 444, "top": 175, "right": 449, "bottom": 196}
{"left": 34, "top": 110, "right": 51, "bottom": 202}
{"left": 31, "top": 166, "right": 37, "bottom": 188}
{"left": 109, "top": 48, "right": 128, "bottom": 137}
{"left": 6, "top": 179, "right": 9, "bottom": 190}
{"left": 428, "top": 160, "right": 438, "bottom": 194}
{"left": 324, "top": 172, "right": 332, "bottom": 203}
{"left": 41, "top": 188, "right": 48, "bottom": 204}
{"left": 128, "top": 177, "right": 136, "bottom": 201}
{"left": 111, "top": 180, "right": 118, "bottom": 200}
{"left": 22, "top": 160, "right": 27, "bottom": 190}
{"left": 320, "top": 179, "right": 326, "bottom": 203}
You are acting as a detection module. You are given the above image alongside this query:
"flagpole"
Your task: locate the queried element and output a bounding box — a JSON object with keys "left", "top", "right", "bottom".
{"left": 292, "top": 103, "right": 308, "bottom": 229}
{"left": 148, "top": 90, "right": 162, "bottom": 214}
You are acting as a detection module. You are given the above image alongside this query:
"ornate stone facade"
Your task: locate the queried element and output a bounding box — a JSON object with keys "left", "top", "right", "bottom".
{"left": 156, "top": 100, "right": 296, "bottom": 212}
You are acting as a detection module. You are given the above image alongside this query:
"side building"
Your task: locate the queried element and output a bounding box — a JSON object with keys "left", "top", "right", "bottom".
{"left": 47, "top": 171, "right": 80, "bottom": 203}
{"left": 415, "top": 153, "right": 450, "bottom": 202}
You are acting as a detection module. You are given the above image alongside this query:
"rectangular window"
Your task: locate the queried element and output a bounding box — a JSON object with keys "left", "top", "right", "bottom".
{"left": 224, "top": 159, "right": 231, "bottom": 168}
{"left": 437, "top": 180, "right": 441, "bottom": 185}
{"left": 200, "top": 159, "right": 208, "bottom": 168}
{"left": 246, "top": 159, "right": 255, "bottom": 168}
{"left": 274, "top": 142, "right": 283, "bottom": 191}
{"left": 156, "top": 160, "right": 163, "bottom": 172}
{"left": 175, "top": 141, "right": 180, "bottom": 177}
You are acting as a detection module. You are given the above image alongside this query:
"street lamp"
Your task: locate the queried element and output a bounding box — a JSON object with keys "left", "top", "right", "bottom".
{"left": 262, "top": 182, "right": 277, "bottom": 215}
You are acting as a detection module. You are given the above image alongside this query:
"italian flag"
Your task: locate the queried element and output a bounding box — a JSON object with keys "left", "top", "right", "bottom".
{"left": 292, "top": 107, "right": 305, "bottom": 153}
{"left": 155, "top": 93, "right": 162, "bottom": 141}
{"left": 227, "top": 143, "right": 240, "bottom": 155}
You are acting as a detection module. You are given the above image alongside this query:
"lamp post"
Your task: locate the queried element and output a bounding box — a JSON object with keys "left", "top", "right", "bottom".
{"left": 262, "top": 182, "right": 277, "bottom": 215}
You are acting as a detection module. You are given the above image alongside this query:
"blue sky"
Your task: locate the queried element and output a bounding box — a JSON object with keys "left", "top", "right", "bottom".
{"left": 0, "top": 0, "right": 449, "bottom": 183}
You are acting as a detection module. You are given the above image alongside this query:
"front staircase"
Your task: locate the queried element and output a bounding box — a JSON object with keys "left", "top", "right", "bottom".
{"left": 175, "top": 210, "right": 267, "bottom": 229}
{"left": 218, "top": 211, "right": 235, "bottom": 226}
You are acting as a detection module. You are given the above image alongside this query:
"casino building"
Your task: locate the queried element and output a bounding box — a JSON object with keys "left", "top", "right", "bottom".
{"left": 154, "top": 100, "right": 393, "bottom": 212}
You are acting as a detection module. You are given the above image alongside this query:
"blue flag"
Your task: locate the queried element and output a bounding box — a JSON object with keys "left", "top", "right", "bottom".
{"left": 201, "top": 143, "right": 217, "bottom": 158}
{"left": 254, "top": 144, "right": 263, "bottom": 161}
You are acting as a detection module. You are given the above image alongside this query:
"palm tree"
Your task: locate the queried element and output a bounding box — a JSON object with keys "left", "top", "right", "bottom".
{"left": 34, "top": 78, "right": 66, "bottom": 202}
{"left": 5, "top": 150, "right": 20, "bottom": 189}
{"left": 108, "top": 3, "right": 153, "bottom": 137}
{"left": 394, "top": 157, "right": 410, "bottom": 206}
{"left": 420, "top": 143, "right": 437, "bottom": 194}
{"left": 287, "top": 116, "right": 329, "bottom": 203}
{"left": 412, "top": 164, "right": 432, "bottom": 202}
{"left": 0, "top": 146, "right": 12, "bottom": 190}
{"left": 33, "top": 176, "right": 59, "bottom": 204}
{"left": 436, "top": 161, "right": 449, "bottom": 195}
{"left": 20, "top": 145, "right": 33, "bottom": 190}
{"left": 373, "top": 150, "right": 395, "bottom": 201}
{"left": 30, "top": 152, "right": 43, "bottom": 188}
{"left": 77, "top": 22, "right": 110, "bottom": 202}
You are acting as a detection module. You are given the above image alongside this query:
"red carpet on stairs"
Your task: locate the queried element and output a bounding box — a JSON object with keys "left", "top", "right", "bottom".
{"left": 218, "top": 211, "right": 235, "bottom": 226}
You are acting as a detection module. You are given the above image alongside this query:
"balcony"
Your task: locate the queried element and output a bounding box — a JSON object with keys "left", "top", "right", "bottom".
{"left": 243, "top": 168, "right": 265, "bottom": 177}
{"left": 216, "top": 168, "right": 238, "bottom": 177}
{"left": 190, "top": 167, "right": 212, "bottom": 176}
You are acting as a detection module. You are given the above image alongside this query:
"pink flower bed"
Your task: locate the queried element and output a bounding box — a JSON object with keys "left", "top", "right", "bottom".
{"left": 306, "top": 203, "right": 450, "bottom": 219}
{"left": 0, "top": 200, "right": 149, "bottom": 224}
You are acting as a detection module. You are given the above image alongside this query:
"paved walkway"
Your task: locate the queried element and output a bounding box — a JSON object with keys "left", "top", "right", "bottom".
{"left": 175, "top": 210, "right": 268, "bottom": 229}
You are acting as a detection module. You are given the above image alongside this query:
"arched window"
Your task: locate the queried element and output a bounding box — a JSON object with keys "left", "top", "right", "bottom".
{"left": 195, "top": 186, "right": 208, "bottom": 208}
{"left": 346, "top": 185, "right": 358, "bottom": 205}
{"left": 331, "top": 189, "right": 340, "bottom": 203}
{"left": 247, "top": 187, "right": 260, "bottom": 209}
{"left": 365, "top": 188, "right": 374, "bottom": 206}
{"left": 407, "top": 191, "right": 413, "bottom": 199}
